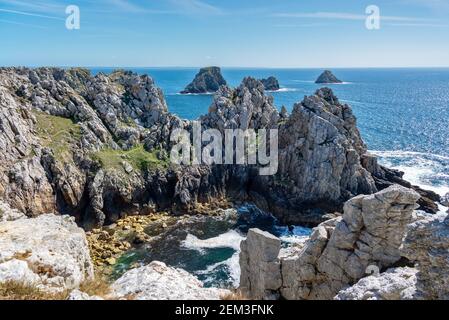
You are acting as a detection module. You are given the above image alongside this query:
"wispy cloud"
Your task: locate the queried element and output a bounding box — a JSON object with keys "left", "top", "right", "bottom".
{"left": 107, "top": 0, "right": 144, "bottom": 12}
{"left": 0, "top": 0, "right": 64, "bottom": 14}
{"left": 169, "top": 0, "right": 224, "bottom": 15}
{"left": 0, "top": 18, "right": 48, "bottom": 29}
{"left": 273, "top": 23, "right": 330, "bottom": 28}
{"left": 83, "top": 0, "right": 223, "bottom": 15}
{"left": 0, "top": 8, "right": 64, "bottom": 20}
{"left": 385, "top": 22, "right": 449, "bottom": 27}
{"left": 273, "top": 11, "right": 436, "bottom": 23}
{"left": 401, "top": 0, "right": 449, "bottom": 12}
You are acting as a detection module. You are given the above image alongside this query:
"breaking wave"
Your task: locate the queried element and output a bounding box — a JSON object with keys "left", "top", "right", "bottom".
{"left": 181, "top": 230, "right": 244, "bottom": 253}
{"left": 371, "top": 150, "right": 449, "bottom": 196}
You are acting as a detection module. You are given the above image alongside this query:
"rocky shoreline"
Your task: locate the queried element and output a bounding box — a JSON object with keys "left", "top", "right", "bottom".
{"left": 239, "top": 185, "right": 449, "bottom": 300}
{"left": 0, "top": 67, "right": 447, "bottom": 300}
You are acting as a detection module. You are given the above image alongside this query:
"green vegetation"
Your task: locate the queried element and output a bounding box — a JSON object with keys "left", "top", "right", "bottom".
{"left": 92, "top": 144, "right": 168, "bottom": 173}
{"left": 68, "top": 67, "right": 91, "bottom": 78}
{"left": 34, "top": 111, "right": 81, "bottom": 162}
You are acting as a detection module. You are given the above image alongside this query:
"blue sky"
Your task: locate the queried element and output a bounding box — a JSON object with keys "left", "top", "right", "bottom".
{"left": 1, "top": 0, "right": 449, "bottom": 67}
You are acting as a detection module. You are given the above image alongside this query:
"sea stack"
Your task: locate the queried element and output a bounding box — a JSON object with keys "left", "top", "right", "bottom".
{"left": 181, "top": 66, "right": 227, "bottom": 94}
{"left": 260, "top": 76, "right": 280, "bottom": 91}
{"left": 315, "top": 70, "right": 343, "bottom": 84}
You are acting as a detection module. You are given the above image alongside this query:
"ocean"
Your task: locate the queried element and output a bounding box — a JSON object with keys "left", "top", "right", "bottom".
{"left": 91, "top": 67, "right": 449, "bottom": 287}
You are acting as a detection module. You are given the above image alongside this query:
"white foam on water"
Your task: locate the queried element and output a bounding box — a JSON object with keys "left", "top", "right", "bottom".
{"left": 174, "top": 92, "right": 215, "bottom": 96}
{"left": 438, "top": 204, "right": 449, "bottom": 214}
{"left": 371, "top": 150, "right": 449, "bottom": 197}
{"left": 274, "top": 225, "right": 312, "bottom": 244}
{"left": 292, "top": 80, "right": 314, "bottom": 83}
{"left": 183, "top": 225, "right": 312, "bottom": 288}
{"left": 272, "top": 87, "right": 298, "bottom": 92}
{"left": 195, "top": 252, "right": 241, "bottom": 288}
{"left": 181, "top": 229, "right": 244, "bottom": 253}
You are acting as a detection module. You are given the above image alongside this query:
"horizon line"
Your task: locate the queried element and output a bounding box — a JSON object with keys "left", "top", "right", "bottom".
{"left": 3, "top": 65, "right": 449, "bottom": 70}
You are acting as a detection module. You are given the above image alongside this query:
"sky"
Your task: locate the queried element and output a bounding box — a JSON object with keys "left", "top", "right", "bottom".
{"left": 0, "top": 0, "right": 449, "bottom": 67}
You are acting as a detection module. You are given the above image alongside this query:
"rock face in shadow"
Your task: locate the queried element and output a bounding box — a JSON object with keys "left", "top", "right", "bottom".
{"left": 239, "top": 185, "right": 421, "bottom": 300}
{"left": 181, "top": 66, "right": 227, "bottom": 94}
{"left": 260, "top": 76, "right": 280, "bottom": 91}
{"left": 315, "top": 70, "right": 343, "bottom": 84}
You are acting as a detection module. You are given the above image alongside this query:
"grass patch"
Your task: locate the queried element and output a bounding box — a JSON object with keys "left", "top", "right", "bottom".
{"left": 78, "top": 277, "right": 111, "bottom": 298}
{"left": 221, "top": 290, "right": 248, "bottom": 300}
{"left": 34, "top": 111, "right": 81, "bottom": 162}
{"left": 0, "top": 277, "right": 112, "bottom": 300}
{"left": 0, "top": 281, "right": 68, "bottom": 300}
{"left": 92, "top": 144, "right": 168, "bottom": 173}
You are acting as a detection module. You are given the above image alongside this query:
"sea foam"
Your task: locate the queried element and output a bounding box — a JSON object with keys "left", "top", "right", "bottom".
{"left": 181, "top": 230, "right": 244, "bottom": 253}
{"left": 372, "top": 150, "right": 449, "bottom": 196}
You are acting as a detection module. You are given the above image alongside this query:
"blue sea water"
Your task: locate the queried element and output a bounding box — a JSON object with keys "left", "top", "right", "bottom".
{"left": 92, "top": 67, "right": 449, "bottom": 196}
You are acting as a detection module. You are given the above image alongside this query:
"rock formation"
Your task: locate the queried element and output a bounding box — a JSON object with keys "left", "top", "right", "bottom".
{"left": 239, "top": 185, "right": 421, "bottom": 300}
{"left": 335, "top": 211, "right": 449, "bottom": 300}
{"left": 401, "top": 213, "right": 449, "bottom": 300}
{"left": 201, "top": 77, "right": 280, "bottom": 131}
{"left": 260, "top": 76, "right": 280, "bottom": 91}
{"left": 335, "top": 267, "right": 418, "bottom": 300}
{"left": 0, "top": 67, "right": 446, "bottom": 300}
{"left": 0, "top": 212, "right": 94, "bottom": 292}
{"left": 239, "top": 229, "right": 282, "bottom": 300}
{"left": 181, "top": 67, "right": 227, "bottom": 94}
{"left": 315, "top": 70, "right": 343, "bottom": 84}
{"left": 0, "top": 201, "right": 25, "bottom": 222}
{"left": 0, "top": 68, "right": 437, "bottom": 230}
{"left": 0, "top": 67, "right": 201, "bottom": 229}
{"left": 111, "top": 261, "right": 230, "bottom": 300}
{"left": 275, "top": 87, "right": 377, "bottom": 210}
{"left": 202, "top": 83, "right": 394, "bottom": 224}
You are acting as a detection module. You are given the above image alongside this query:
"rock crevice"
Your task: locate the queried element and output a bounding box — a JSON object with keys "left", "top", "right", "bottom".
{"left": 239, "top": 185, "right": 421, "bottom": 300}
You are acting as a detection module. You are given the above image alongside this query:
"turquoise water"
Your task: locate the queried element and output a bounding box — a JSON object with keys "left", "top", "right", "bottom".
{"left": 113, "top": 207, "right": 311, "bottom": 288}
{"left": 92, "top": 67, "right": 449, "bottom": 196}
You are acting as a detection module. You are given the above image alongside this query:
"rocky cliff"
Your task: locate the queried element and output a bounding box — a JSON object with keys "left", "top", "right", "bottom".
{"left": 0, "top": 68, "right": 439, "bottom": 230}
{"left": 0, "top": 67, "right": 212, "bottom": 229}
{"left": 239, "top": 185, "right": 422, "bottom": 300}
{"left": 1, "top": 67, "right": 447, "bottom": 300}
